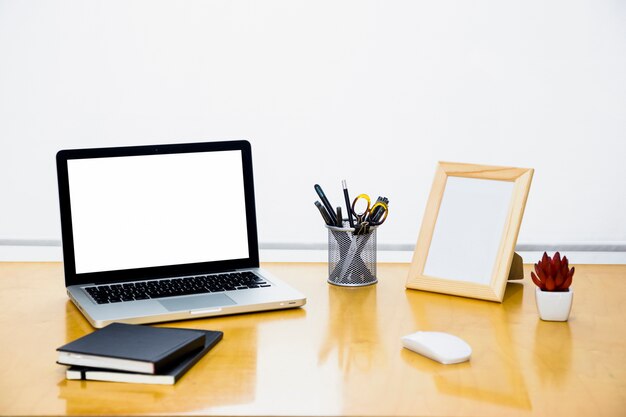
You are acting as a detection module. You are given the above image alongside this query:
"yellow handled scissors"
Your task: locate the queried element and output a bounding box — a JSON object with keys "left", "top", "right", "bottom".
{"left": 351, "top": 194, "right": 389, "bottom": 234}
{"left": 351, "top": 194, "right": 371, "bottom": 226}
{"left": 368, "top": 200, "right": 389, "bottom": 225}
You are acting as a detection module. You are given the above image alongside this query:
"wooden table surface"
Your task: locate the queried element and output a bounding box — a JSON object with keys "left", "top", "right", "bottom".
{"left": 0, "top": 262, "right": 625, "bottom": 417}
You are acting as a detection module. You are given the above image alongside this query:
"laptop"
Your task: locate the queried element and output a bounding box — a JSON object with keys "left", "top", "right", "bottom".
{"left": 56, "top": 140, "right": 306, "bottom": 328}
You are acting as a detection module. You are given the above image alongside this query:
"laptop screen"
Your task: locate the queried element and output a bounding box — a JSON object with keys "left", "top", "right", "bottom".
{"left": 57, "top": 141, "right": 259, "bottom": 286}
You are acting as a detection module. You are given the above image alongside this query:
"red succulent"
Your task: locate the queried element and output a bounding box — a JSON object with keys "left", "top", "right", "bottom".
{"left": 531, "top": 252, "right": 574, "bottom": 292}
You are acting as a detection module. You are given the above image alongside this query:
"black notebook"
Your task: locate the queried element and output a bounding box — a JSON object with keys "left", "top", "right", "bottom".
{"left": 57, "top": 323, "right": 206, "bottom": 374}
{"left": 65, "top": 329, "right": 223, "bottom": 385}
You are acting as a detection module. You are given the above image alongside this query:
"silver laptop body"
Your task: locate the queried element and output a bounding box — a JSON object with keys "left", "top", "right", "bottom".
{"left": 56, "top": 140, "right": 305, "bottom": 328}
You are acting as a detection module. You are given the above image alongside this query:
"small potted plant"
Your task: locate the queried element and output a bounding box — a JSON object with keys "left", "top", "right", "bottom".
{"left": 531, "top": 252, "right": 575, "bottom": 321}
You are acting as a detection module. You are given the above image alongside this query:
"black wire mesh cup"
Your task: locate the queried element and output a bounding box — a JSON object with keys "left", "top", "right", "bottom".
{"left": 325, "top": 221, "right": 377, "bottom": 286}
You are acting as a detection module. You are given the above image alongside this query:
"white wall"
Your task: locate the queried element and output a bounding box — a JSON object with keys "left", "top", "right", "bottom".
{"left": 1, "top": 1, "right": 625, "bottom": 252}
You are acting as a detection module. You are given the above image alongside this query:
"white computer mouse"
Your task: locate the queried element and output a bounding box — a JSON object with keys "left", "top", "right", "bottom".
{"left": 401, "top": 331, "right": 472, "bottom": 364}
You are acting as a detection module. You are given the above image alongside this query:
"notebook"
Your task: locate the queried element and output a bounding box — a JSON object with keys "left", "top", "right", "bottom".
{"left": 65, "top": 329, "right": 223, "bottom": 385}
{"left": 57, "top": 323, "right": 207, "bottom": 373}
{"left": 56, "top": 140, "right": 306, "bottom": 328}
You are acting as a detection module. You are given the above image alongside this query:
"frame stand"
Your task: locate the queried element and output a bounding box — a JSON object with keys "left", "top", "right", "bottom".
{"left": 507, "top": 252, "right": 524, "bottom": 281}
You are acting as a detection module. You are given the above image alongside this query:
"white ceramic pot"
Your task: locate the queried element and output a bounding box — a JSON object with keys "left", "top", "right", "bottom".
{"left": 535, "top": 287, "right": 573, "bottom": 321}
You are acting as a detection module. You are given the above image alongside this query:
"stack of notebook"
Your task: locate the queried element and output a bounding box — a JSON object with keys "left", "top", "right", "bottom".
{"left": 57, "top": 323, "right": 222, "bottom": 385}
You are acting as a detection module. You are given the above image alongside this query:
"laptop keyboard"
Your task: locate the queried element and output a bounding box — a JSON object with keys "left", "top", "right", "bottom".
{"left": 84, "top": 271, "right": 271, "bottom": 304}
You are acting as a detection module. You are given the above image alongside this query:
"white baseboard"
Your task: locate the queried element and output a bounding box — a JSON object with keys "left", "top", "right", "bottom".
{"left": 1, "top": 245, "right": 625, "bottom": 264}
{"left": 0, "top": 245, "right": 63, "bottom": 262}
{"left": 259, "top": 249, "right": 626, "bottom": 264}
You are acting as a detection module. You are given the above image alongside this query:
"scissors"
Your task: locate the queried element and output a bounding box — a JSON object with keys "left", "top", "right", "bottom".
{"left": 351, "top": 194, "right": 389, "bottom": 234}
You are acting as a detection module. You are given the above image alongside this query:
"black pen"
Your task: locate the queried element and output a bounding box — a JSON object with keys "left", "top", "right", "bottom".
{"left": 315, "top": 201, "right": 334, "bottom": 226}
{"left": 342, "top": 180, "right": 355, "bottom": 228}
{"left": 314, "top": 184, "right": 339, "bottom": 226}
{"left": 366, "top": 196, "right": 381, "bottom": 222}
{"left": 371, "top": 197, "right": 389, "bottom": 223}
{"left": 336, "top": 206, "right": 342, "bottom": 227}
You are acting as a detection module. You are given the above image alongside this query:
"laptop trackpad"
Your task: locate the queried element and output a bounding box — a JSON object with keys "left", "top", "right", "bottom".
{"left": 158, "top": 294, "right": 236, "bottom": 311}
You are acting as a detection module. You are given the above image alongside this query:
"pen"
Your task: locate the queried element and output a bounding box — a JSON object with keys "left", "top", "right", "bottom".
{"left": 367, "top": 196, "right": 383, "bottom": 222}
{"left": 336, "top": 206, "right": 342, "bottom": 227}
{"left": 371, "top": 197, "right": 389, "bottom": 224}
{"left": 315, "top": 201, "right": 334, "bottom": 226}
{"left": 315, "top": 184, "right": 339, "bottom": 226}
{"left": 342, "top": 180, "right": 355, "bottom": 228}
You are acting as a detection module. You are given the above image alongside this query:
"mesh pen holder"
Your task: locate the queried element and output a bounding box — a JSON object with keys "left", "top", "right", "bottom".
{"left": 326, "top": 221, "right": 377, "bottom": 286}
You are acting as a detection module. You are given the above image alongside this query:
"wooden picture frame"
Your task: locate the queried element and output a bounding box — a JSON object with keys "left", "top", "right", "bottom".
{"left": 406, "top": 162, "right": 533, "bottom": 302}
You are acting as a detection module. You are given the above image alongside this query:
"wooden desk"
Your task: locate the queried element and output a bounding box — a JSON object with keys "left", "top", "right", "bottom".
{"left": 0, "top": 262, "right": 624, "bottom": 416}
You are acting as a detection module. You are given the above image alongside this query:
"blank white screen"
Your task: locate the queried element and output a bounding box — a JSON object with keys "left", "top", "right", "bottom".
{"left": 68, "top": 150, "right": 249, "bottom": 274}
